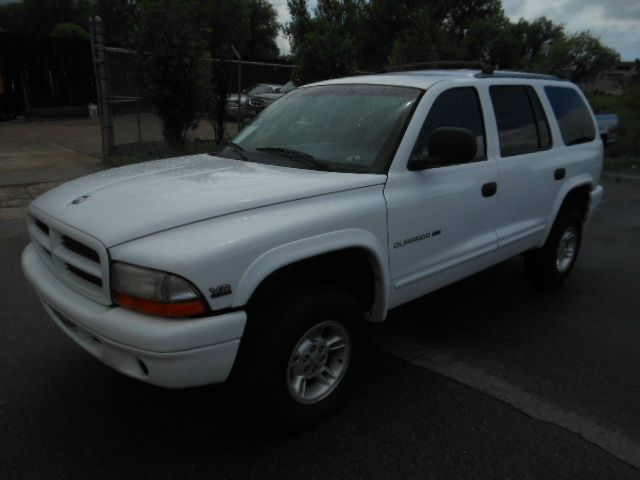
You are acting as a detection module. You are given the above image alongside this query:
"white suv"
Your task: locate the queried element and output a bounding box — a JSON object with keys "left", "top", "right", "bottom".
{"left": 22, "top": 69, "right": 603, "bottom": 427}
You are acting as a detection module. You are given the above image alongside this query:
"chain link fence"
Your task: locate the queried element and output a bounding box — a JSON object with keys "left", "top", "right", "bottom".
{"left": 89, "top": 17, "right": 294, "bottom": 161}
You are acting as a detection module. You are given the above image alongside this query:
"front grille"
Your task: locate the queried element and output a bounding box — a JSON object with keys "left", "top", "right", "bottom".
{"left": 28, "top": 213, "right": 111, "bottom": 305}
{"left": 35, "top": 219, "right": 49, "bottom": 235}
{"left": 67, "top": 264, "right": 102, "bottom": 286}
{"left": 62, "top": 235, "right": 100, "bottom": 263}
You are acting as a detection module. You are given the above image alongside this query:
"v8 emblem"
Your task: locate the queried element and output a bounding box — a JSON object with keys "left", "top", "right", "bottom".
{"left": 209, "top": 284, "right": 232, "bottom": 298}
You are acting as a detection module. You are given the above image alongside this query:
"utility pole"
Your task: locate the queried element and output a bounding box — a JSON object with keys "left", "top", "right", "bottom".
{"left": 230, "top": 44, "right": 243, "bottom": 129}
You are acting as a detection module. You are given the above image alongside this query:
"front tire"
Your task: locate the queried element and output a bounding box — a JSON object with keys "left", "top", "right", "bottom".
{"left": 241, "top": 287, "right": 363, "bottom": 429}
{"left": 525, "top": 208, "right": 583, "bottom": 288}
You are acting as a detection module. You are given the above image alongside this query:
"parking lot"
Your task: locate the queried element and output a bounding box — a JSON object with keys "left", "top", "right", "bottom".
{"left": 1, "top": 176, "right": 639, "bottom": 479}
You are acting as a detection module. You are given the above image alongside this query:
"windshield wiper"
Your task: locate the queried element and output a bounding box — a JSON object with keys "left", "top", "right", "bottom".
{"left": 223, "top": 141, "right": 249, "bottom": 161}
{"left": 256, "top": 146, "right": 332, "bottom": 171}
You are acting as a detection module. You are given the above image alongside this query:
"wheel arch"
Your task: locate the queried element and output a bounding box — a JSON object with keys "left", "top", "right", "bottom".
{"left": 233, "top": 229, "right": 390, "bottom": 322}
{"left": 541, "top": 175, "right": 594, "bottom": 246}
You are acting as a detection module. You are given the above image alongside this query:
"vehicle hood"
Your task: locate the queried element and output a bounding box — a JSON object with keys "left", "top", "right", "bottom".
{"left": 31, "top": 154, "right": 385, "bottom": 247}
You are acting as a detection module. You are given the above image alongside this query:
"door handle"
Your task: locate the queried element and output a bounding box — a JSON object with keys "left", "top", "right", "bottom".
{"left": 554, "top": 168, "right": 566, "bottom": 180}
{"left": 481, "top": 182, "right": 497, "bottom": 198}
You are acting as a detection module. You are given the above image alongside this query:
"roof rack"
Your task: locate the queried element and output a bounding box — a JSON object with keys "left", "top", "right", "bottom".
{"left": 475, "top": 71, "right": 562, "bottom": 81}
{"left": 380, "top": 61, "right": 494, "bottom": 75}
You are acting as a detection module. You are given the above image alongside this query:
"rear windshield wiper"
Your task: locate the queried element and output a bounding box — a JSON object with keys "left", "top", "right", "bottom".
{"left": 256, "top": 146, "right": 332, "bottom": 171}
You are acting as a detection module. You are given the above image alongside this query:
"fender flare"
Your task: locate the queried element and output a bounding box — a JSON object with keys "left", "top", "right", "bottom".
{"left": 539, "top": 173, "right": 595, "bottom": 247}
{"left": 232, "top": 229, "right": 390, "bottom": 322}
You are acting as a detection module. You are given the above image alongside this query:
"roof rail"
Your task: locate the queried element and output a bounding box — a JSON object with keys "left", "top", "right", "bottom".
{"left": 380, "top": 61, "right": 494, "bottom": 75}
{"left": 475, "top": 71, "right": 563, "bottom": 81}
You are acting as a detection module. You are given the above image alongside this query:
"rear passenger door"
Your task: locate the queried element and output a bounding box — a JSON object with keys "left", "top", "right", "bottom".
{"left": 488, "top": 84, "right": 561, "bottom": 252}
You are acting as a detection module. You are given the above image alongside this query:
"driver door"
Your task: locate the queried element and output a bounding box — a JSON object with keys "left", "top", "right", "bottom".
{"left": 385, "top": 86, "right": 500, "bottom": 308}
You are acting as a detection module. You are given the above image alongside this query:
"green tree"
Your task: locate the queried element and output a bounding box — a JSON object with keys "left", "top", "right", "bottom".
{"left": 50, "top": 22, "right": 90, "bottom": 39}
{"left": 0, "top": 0, "right": 92, "bottom": 36}
{"left": 285, "top": 0, "right": 313, "bottom": 53}
{"left": 206, "top": 0, "right": 279, "bottom": 60}
{"left": 92, "top": 0, "right": 139, "bottom": 47}
{"left": 539, "top": 31, "right": 619, "bottom": 83}
{"left": 246, "top": 0, "right": 280, "bottom": 59}
{"left": 0, "top": 2, "right": 27, "bottom": 34}
{"left": 358, "top": 0, "right": 411, "bottom": 70}
{"left": 135, "top": 0, "right": 207, "bottom": 147}
{"left": 286, "top": 0, "right": 363, "bottom": 83}
{"left": 388, "top": 7, "right": 438, "bottom": 66}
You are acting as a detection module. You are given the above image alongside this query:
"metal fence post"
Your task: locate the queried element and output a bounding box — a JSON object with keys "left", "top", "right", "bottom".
{"left": 89, "top": 16, "right": 114, "bottom": 159}
{"left": 230, "top": 45, "right": 243, "bottom": 127}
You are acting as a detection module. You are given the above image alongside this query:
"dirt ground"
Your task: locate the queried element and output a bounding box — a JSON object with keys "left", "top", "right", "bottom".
{"left": 0, "top": 118, "right": 104, "bottom": 221}
{"left": 0, "top": 115, "right": 239, "bottom": 221}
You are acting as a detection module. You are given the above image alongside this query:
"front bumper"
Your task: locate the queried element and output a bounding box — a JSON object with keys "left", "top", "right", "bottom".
{"left": 22, "top": 244, "right": 247, "bottom": 388}
{"left": 587, "top": 185, "right": 604, "bottom": 222}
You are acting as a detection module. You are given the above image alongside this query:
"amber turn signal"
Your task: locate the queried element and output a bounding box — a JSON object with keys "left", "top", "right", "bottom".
{"left": 114, "top": 292, "right": 206, "bottom": 318}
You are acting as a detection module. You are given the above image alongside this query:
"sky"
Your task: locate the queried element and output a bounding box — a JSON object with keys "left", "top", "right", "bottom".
{"left": 268, "top": 0, "right": 640, "bottom": 61}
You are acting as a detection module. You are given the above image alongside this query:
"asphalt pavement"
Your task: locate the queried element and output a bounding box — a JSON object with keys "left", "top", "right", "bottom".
{"left": 1, "top": 177, "right": 639, "bottom": 479}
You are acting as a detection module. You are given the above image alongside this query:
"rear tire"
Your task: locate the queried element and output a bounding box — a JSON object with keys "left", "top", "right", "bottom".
{"left": 240, "top": 287, "right": 363, "bottom": 429}
{"left": 525, "top": 209, "right": 583, "bottom": 289}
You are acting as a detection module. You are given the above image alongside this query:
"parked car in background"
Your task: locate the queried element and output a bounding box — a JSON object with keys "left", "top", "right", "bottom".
{"left": 595, "top": 114, "right": 619, "bottom": 146}
{"left": 249, "top": 80, "right": 297, "bottom": 114}
{"left": 226, "top": 83, "right": 281, "bottom": 119}
{"left": 225, "top": 92, "right": 249, "bottom": 119}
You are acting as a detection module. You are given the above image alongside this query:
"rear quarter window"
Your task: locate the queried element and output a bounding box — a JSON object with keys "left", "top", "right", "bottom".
{"left": 544, "top": 86, "right": 596, "bottom": 146}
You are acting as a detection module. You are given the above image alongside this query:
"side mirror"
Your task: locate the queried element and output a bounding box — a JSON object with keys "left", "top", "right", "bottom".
{"left": 407, "top": 127, "right": 477, "bottom": 171}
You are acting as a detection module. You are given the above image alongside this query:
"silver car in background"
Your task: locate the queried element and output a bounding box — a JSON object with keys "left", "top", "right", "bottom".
{"left": 226, "top": 83, "right": 282, "bottom": 119}
{"left": 248, "top": 81, "right": 297, "bottom": 114}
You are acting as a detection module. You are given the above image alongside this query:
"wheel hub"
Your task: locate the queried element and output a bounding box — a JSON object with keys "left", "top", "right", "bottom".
{"left": 556, "top": 226, "right": 578, "bottom": 273}
{"left": 286, "top": 321, "right": 351, "bottom": 405}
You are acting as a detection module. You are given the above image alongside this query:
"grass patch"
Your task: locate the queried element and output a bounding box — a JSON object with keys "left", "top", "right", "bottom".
{"left": 106, "top": 140, "right": 221, "bottom": 166}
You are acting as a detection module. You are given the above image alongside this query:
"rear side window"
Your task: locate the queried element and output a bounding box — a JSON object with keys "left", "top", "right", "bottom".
{"left": 490, "top": 85, "right": 552, "bottom": 157}
{"left": 413, "top": 87, "right": 486, "bottom": 162}
{"left": 544, "top": 86, "right": 596, "bottom": 146}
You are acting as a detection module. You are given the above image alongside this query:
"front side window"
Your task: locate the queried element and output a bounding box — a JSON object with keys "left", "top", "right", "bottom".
{"left": 223, "top": 84, "right": 421, "bottom": 173}
{"left": 411, "top": 87, "right": 486, "bottom": 165}
{"left": 544, "top": 86, "right": 596, "bottom": 146}
{"left": 490, "top": 85, "right": 551, "bottom": 157}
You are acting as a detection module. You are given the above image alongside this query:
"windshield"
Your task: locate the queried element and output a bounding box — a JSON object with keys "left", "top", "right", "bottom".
{"left": 221, "top": 84, "right": 421, "bottom": 173}
{"left": 248, "top": 84, "right": 279, "bottom": 95}
{"left": 278, "top": 81, "right": 297, "bottom": 94}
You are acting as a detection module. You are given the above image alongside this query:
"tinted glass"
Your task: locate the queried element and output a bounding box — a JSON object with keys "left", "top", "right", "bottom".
{"left": 529, "top": 89, "right": 552, "bottom": 149}
{"left": 545, "top": 86, "right": 596, "bottom": 146}
{"left": 227, "top": 84, "right": 421, "bottom": 173}
{"left": 412, "top": 87, "right": 486, "bottom": 163}
{"left": 490, "top": 85, "right": 545, "bottom": 157}
{"left": 249, "top": 84, "right": 278, "bottom": 95}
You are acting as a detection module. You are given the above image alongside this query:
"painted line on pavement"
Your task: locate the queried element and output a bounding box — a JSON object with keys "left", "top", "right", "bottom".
{"left": 376, "top": 335, "right": 640, "bottom": 471}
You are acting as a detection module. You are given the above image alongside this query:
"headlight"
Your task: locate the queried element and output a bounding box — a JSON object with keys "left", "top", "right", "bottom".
{"left": 112, "top": 262, "right": 207, "bottom": 318}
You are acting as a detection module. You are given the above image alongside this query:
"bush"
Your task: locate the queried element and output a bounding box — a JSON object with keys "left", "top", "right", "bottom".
{"left": 135, "top": 0, "right": 207, "bottom": 147}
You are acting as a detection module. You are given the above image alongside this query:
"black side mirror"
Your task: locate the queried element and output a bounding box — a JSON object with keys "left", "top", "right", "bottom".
{"left": 408, "top": 127, "right": 477, "bottom": 171}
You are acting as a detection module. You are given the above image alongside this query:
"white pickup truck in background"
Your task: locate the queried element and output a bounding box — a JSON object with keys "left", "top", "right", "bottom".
{"left": 596, "top": 113, "right": 619, "bottom": 146}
